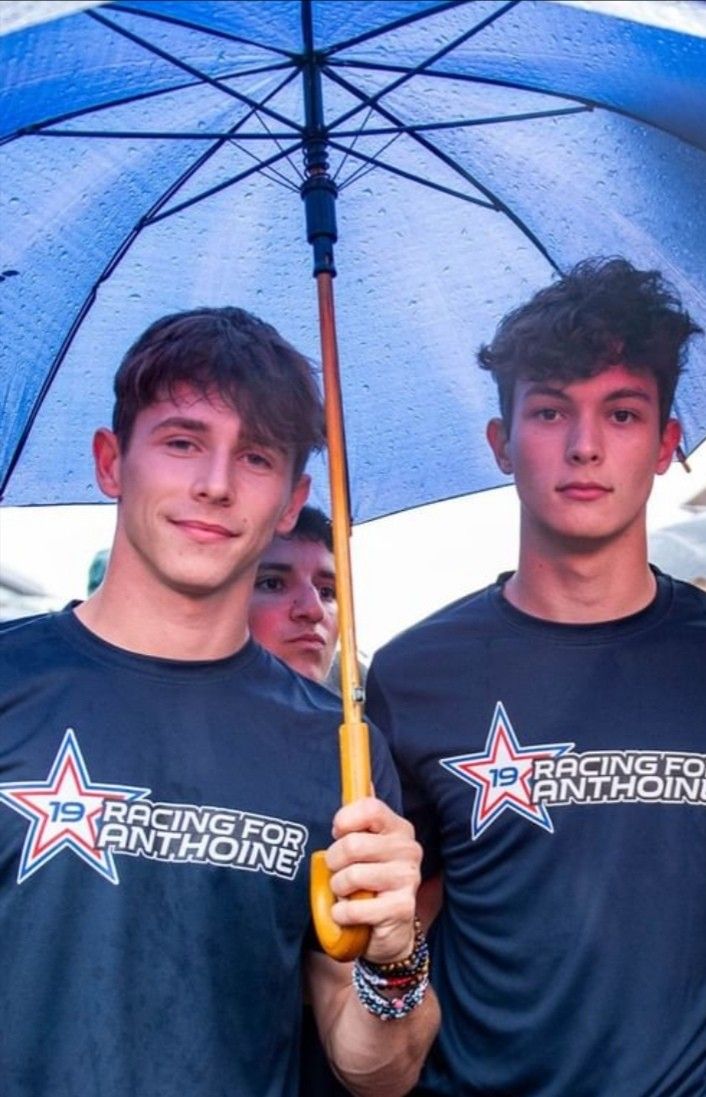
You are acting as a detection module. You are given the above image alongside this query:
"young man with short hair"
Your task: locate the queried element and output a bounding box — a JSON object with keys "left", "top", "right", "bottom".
{"left": 0, "top": 307, "right": 438, "bottom": 1097}
{"left": 367, "top": 259, "right": 706, "bottom": 1096}
{"left": 250, "top": 505, "right": 338, "bottom": 684}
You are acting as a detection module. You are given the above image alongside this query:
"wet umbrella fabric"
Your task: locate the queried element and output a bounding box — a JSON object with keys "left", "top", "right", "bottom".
{"left": 1, "top": 0, "right": 706, "bottom": 520}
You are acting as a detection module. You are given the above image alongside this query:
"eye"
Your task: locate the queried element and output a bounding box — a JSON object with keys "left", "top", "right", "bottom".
{"left": 610, "top": 409, "right": 638, "bottom": 424}
{"left": 242, "top": 450, "right": 274, "bottom": 470}
{"left": 165, "top": 436, "right": 198, "bottom": 452}
{"left": 534, "top": 407, "right": 561, "bottom": 422}
{"left": 318, "top": 584, "right": 337, "bottom": 603}
{"left": 255, "top": 575, "right": 284, "bottom": 593}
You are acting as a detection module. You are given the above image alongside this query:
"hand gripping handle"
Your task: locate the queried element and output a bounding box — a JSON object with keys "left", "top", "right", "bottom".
{"left": 310, "top": 720, "right": 372, "bottom": 961}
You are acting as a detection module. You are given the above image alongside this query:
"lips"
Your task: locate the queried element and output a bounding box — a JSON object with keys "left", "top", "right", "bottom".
{"left": 557, "top": 482, "right": 612, "bottom": 501}
{"left": 287, "top": 633, "right": 326, "bottom": 647}
{"left": 170, "top": 518, "right": 236, "bottom": 542}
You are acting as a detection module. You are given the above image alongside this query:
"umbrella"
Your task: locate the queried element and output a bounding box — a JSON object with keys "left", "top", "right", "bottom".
{"left": 2, "top": 0, "right": 706, "bottom": 957}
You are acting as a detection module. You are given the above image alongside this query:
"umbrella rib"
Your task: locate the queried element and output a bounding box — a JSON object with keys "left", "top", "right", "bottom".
{"left": 35, "top": 129, "right": 298, "bottom": 141}
{"left": 330, "top": 105, "right": 376, "bottom": 184}
{"left": 323, "top": 0, "right": 469, "bottom": 56}
{"left": 332, "top": 105, "right": 591, "bottom": 138}
{"left": 326, "top": 0, "right": 521, "bottom": 131}
{"left": 86, "top": 8, "right": 304, "bottom": 134}
{"left": 335, "top": 130, "right": 404, "bottom": 190}
{"left": 0, "top": 62, "right": 295, "bottom": 148}
{"left": 0, "top": 129, "right": 300, "bottom": 500}
{"left": 106, "top": 4, "right": 303, "bottom": 190}
{"left": 331, "top": 60, "right": 706, "bottom": 152}
{"left": 108, "top": 2, "right": 297, "bottom": 59}
{"left": 145, "top": 142, "right": 305, "bottom": 224}
{"left": 325, "top": 68, "right": 562, "bottom": 270}
{"left": 29, "top": 130, "right": 307, "bottom": 190}
{"left": 326, "top": 138, "right": 492, "bottom": 207}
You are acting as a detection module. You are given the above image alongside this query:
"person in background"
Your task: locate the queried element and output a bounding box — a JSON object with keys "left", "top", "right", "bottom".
{"left": 249, "top": 506, "right": 352, "bottom": 1096}
{"left": 367, "top": 258, "right": 705, "bottom": 1096}
{"left": 249, "top": 505, "right": 338, "bottom": 684}
{"left": 86, "top": 547, "right": 109, "bottom": 595}
{"left": 0, "top": 306, "right": 439, "bottom": 1097}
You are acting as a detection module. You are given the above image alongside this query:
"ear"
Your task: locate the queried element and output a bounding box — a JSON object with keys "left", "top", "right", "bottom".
{"left": 275, "top": 474, "right": 310, "bottom": 535}
{"left": 656, "top": 418, "right": 682, "bottom": 476}
{"left": 486, "top": 418, "right": 513, "bottom": 475}
{"left": 93, "top": 428, "right": 122, "bottom": 500}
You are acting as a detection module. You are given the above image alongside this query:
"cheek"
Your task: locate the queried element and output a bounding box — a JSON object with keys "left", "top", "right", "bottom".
{"left": 324, "top": 608, "right": 339, "bottom": 646}
{"left": 249, "top": 600, "right": 291, "bottom": 642}
{"left": 249, "top": 604, "right": 274, "bottom": 637}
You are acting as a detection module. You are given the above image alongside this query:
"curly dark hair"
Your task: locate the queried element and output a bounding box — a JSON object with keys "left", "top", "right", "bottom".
{"left": 478, "top": 258, "right": 702, "bottom": 430}
{"left": 112, "top": 307, "right": 324, "bottom": 480}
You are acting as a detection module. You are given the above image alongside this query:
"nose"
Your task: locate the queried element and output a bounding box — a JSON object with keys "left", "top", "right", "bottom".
{"left": 192, "top": 450, "right": 233, "bottom": 505}
{"left": 290, "top": 584, "right": 325, "bottom": 623}
{"left": 566, "top": 414, "right": 603, "bottom": 466}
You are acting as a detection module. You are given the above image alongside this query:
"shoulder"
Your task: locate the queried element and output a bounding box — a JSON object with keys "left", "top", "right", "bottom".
{"left": 251, "top": 643, "right": 343, "bottom": 715}
{"left": 0, "top": 610, "right": 59, "bottom": 657}
{"left": 371, "top": 581, "right": 499, "bottom": 676}
{"left": 661, "top": 571, "right": 706, "bottom": 626}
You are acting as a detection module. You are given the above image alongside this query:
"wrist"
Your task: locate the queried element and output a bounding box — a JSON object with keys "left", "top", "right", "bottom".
{"left": 353, "top": 918, "right": 430, "bottom": 1021}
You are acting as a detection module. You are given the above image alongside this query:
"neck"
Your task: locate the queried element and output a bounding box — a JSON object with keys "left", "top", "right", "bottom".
{"left": 75, "top": 560, "right": 252, "bottom": 661}
{"left": 504, "top": 519, "right": 656, "bottom": 624}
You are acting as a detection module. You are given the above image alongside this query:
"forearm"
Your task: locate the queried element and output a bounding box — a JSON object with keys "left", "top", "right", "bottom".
{"left": 325, "top": 978, "right": 440, "bottom": 1097}
{"left": 309, "top": 798, "right": 440, "bottom": 1095}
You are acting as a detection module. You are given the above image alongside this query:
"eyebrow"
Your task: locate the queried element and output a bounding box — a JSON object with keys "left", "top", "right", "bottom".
{"left": 257, "top": 562, "right": 336, "bottom": 582}
{"left": 149, "top": 417, "right": 287, "bottom": 453}
{"left": 522, "top": 383, "right": 653, "bottom": 403}
{"left": 149, "top": 416, "right": 210, "bottom": 435}
{"left": 602, "top": 387, "right": 653, "bottom": 404}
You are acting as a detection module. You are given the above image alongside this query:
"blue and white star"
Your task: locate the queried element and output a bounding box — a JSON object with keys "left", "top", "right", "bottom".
{"left": 0, "top": 728, "right": 150, "bottom": 884}
{"left": 440, "top": 701, "right": 574, "bottom": 839}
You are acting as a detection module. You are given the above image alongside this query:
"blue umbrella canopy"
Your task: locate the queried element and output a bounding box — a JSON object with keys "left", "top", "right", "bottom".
{"left": 2, "top": 0, "right": 705, "bottom": 520}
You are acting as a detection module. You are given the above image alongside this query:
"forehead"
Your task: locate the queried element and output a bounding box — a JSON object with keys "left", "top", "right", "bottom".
{"left": 133, "top": 385, "right": 290, "bottom": 451}
{"left": 516, "top": 364, "right": 659, "bottom": 404}
{"left": 132, "top": 383, "right": 237, "bottom": 421}
{"left": 259, "top": 537, "right": 335, "bottom": 576}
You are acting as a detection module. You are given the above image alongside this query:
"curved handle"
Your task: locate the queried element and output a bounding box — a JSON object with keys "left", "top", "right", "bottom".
{"left": 310, "top": 850, "right": 371, "bottom": 961}
{"left": 311, "top": 719, "right": 373, "bottom": 961}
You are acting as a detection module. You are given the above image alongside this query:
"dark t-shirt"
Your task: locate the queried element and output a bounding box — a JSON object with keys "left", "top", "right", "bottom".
{"left": 0, "top": 610, "right": 400, "bottom": 1097}
{"left": 368, "top": 571, "right": 706, "bottom": 1097}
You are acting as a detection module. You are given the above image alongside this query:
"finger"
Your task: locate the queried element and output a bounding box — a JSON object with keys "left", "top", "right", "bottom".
{"left": 324, "top": 829, "right": 422, "bottom": 874}
{"left": 331, "top": 890, "right": 416, "bottom": 931}
{"left": 332, "top": 797, "right": 415, "bottom": 840}
{"left": 329, "top": 858, "right": 420, "bottom": 900}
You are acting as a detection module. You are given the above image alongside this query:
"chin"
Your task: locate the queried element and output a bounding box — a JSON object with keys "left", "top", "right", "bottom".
{"left": 163, "top": 569, "right": 237, "bottom": 598}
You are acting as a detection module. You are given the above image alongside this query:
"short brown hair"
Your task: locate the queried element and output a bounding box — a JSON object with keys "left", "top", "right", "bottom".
{"left": 112, "top": 307, "right": 324, "bottom": 479}
{"left": 479, "top": 258, "right": 702, "bottom": 431}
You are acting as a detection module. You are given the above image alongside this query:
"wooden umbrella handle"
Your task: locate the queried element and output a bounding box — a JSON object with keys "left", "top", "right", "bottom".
{"left": 310, "top": 272, "right": 372, "bottom": 961}
{"left": 311, "top": 720, "right": 372, "bottom": 960}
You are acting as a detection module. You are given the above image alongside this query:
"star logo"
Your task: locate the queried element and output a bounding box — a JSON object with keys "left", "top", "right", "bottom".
{"left": 0, "top": 729, "right": 150, "bottom": 884}
{"left": 440, "top": 702, "right": 574, "bottom": 839}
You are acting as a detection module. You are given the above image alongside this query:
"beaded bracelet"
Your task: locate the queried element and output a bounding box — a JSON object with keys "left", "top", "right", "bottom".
{"left": 357, "top": 917, "right": 428, "bottom": 982}
{"left": 352, "top": 962, "right": 429, "bottom": 1020}
{"left": 353, "top": 918, "right": 430, "bottom": 1020}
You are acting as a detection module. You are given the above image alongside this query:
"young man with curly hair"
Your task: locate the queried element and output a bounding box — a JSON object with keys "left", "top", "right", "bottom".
{"left": 367, "top": 259, "right": 705, "bottom": 1096}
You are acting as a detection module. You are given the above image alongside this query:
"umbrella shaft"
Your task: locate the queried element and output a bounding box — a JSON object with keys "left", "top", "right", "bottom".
{"left": 316, "top": 271, "right": 363, "bottom": 726}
